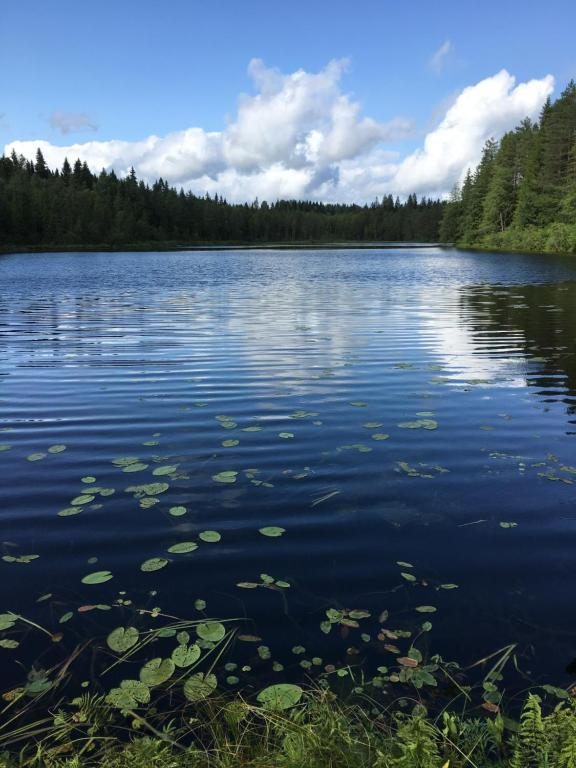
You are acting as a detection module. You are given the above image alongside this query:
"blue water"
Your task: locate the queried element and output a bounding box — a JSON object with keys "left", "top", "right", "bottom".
{"left": 1, "top": 247, "right": 576, "bottom": 686}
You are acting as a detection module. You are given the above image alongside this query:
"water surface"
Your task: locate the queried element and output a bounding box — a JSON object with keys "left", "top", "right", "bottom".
{"left": 1, "top": 247, "right": 576, "bottom": 684}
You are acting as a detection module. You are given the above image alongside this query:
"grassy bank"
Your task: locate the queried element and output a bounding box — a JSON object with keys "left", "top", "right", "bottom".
{"left": 2, "top": 688, "right": 576, "bottom": 767}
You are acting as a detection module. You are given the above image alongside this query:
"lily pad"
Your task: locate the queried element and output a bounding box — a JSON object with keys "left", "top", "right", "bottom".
{"left": 259, "top": 527, "right": 286, "bottom": 537}
{"left": 222, "top": 439, "right": 240, "bottom": 447}
{"left": 152, "top": 465, "right": 179, "bottom": 476}
{"left": 199, "top": 530, "right": 221, "bottom": 543}
{"left": 169, "top": 505, "right": 187, "bottom": 517}
{"left": 107, "top": 626, "right": 139, "bottom": 653}
{"left": 81, "top": 476, "right": 96, "bottom": 484}
{"left": 278, "top": 432, "right": 294, "bottom": 439}
{"left": 81, "top": 570, "right": 113, "bottom": 585}
{"left": 172, "top": 643, "right": 201, "bottom": 668}
{"left": 48, "top": 444, "right": 67, "bottom": 454}
{"left": 107, "top": 679, "right": 150, "bottom": 709}
{"left": 140, "top": 558, "right": 169, "bottom": 572}
{"left": 139, "top": 657, "right": 175, "bottom": 686}
{"left": 167, "top": 542, "right": 198, "bottom": 554}
{"left": 27, "top": 453, "right": 46, "bottom": 462}
{"left": 122, "top": 462, "right": 149, "bottom": 473}
{"left": 257, "top": 683, "right": 303, "bottom": 711}
{"left": 183, "top": 672, "right": 217, "bottom": 701}
{"left": 212, "top": 471, "right": 238, "bottom": 484}
{"left": 70, "top": 495, "right": 95, "bottom": 506}
{"left": 196, "top": 622, "right": 226, "bottom": 642}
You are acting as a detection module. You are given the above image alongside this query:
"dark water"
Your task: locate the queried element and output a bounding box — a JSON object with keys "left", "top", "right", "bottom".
{"left": 1, "top": 247, "right": 576, "bottom": 686}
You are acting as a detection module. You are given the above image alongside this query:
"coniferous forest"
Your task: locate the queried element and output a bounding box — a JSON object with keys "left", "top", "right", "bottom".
{"left": 440, "top": 81, "right": 576, "bottom": 254}
{"left": 0, "top": 151, "right": 444, "bottom": 250}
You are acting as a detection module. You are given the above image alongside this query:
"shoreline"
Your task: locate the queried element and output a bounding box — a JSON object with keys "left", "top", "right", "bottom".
{"left": 0, "top": 241, "right": 446, "bottom": 256}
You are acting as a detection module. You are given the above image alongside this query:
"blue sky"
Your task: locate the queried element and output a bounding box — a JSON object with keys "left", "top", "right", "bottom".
{"left": 1, "top": 0, "right": 575, "bottom": 201}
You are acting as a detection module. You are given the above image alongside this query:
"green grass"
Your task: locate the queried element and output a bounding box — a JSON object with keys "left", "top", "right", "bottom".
{"left": 2, "top": 689, "right": 576, "bottom": 767}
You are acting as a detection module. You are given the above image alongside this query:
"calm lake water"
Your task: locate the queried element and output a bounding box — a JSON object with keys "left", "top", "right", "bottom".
{"left": 1, "top": 247, "right": 576, "bottom": 687}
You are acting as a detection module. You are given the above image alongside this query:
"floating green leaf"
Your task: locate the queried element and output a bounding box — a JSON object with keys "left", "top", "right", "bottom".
{"left": 107, "top": 679, "right": 150, "bottom": 709}
{"left": 371, "top": 433, "right": 390, "bottom": 441}
{"left": 0, "top": 639, "right": 19, "bottom": 649}
{"left": 48, "top": 444, "right": 67, "bottom": 454}
{"left": 199, "top": 530, "right": 221, "bottom": 543}
{"left": 167, "top": 542, "right": 198, "bottom": 554}
{"left": 81, "top": 476, "right": 96, "bottom": 484}
{"left": 140, "top": 558, "right": 169, "bottom": 572}
{"left": 57, "top": 507, "right": 82, "bottom": 517}
{"left": 27, "top": 453, "right": 46, "bottom": 462}
{"left": 196, "top": 622, "right": 226, "bottom": 642}
{"left": 152, "top": 465, "right": 178, "bottom": 476}
{"left": 172, "top": 643, "right": 201, "bottom": 668}
{"left": 183, "top": 672, "right": 217, "bottom": 701}
{"left": 70, "top": 494, "right": 95, "bottom": 506}
{"left": 257, "top": 683, "right": 303, "bottom": 711}
{"left": 398, "top": 419, "right": 438, "bottom": 430}
{"left": 81, "top": 570, "right": 113, "bottom": 585}
{"left": 107, "top": 626, "right": 139, "bottom": 653}
{"left": 348, "top": 401, "right": 368, "bottom": 407}
{"left": 169, "top": 505, "right": 187, "bottom": 517}
{"left": 278, "top": 432, "right": 294, "bottom": 439}
{"left": 259, "top": 526, "right": 286, "bottom": 537}
{"left": 139, "top": 657, "right": 175, "bottom": 686}
{"left": 222, "top": 439, "right": 239, "bottom": 447}
{"left": 212, "top": 471, "right": 238, "bottom": 484}
{"left": 415, "top": 606, "right": 437, "bottom": 613}
{"left": 122, "top": 462, "right": 148, "bottom": 473}
{"left": 0, "top": 613, "right": 17, "bottom": 630}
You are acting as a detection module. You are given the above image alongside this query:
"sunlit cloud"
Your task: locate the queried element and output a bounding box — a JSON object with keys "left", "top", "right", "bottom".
{"left": 5, "top": 62, "right": 554, "bottom": 203}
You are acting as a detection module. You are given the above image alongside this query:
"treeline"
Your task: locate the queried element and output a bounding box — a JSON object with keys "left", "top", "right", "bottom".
{"left": 440, "top": 80, "right": 576, "bottom": 254}
{"left": 0, "top": 151, "right": 444, "bottom": 248}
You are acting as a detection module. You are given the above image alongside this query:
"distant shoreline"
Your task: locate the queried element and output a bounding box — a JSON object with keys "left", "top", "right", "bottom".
{"left": 0, "top": 241, "right": 446, "bottom": 256}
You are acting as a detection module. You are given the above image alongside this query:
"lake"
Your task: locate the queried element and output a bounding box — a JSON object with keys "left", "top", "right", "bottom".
{"left": 1, "top": 246, "right": 576, "bottom": 691}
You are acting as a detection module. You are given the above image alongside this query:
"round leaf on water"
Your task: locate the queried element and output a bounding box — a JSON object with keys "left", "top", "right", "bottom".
{"left": 27, "top": 452, "right": 46, "bottom": 462}
{"left": 152, "top": 465, "right": 178, "bottom": 476}
{"left": 371, "top": 433, "right": 390, "bottom": 441}
{"left": 48, "top": 444, "right": 67, "bottom": 454}
{"left": 222, "top": 439, "right": 239, "bottom": 447}
{"left": 257, "top": 683, "right": 303, "bottom": 711}
{"left": 169, "top": 505, "right": 187, "bottom": 517}
{"left": 199, "top": 530, "right": 221, "bottom": 543}
{"left": 415, "top": 605, "right": 437, "bottom": 613}
{"left": 140, "top": 558, "right": 169, "bottom": 572}
{"left": 107, "top": 626, "right": 139, "bottom": 653}
{"left": 196, "top": 621, "right": 226, "bottom": 642}
{"left": 82, "top": 570, "right": 113, "bottom": 585}
{"left": 0, "top": 613, "right": 17, "bottom": 630}
{"left": 349, "top": 401, "right": 368, "bottom": 407}
{"left": 81, "top": 476, "right": 96, "bottom": 484}
{"left": 120, "top": 679, "right": 150, "bottom": 703}
{"left": 167, "top": 541, "right": 198, "bottom": 554}
{"left": 212, "top": 471, "right": 238, "bottom": 484}
{"left": 122, "top": 462, "right": 148, "bottom": 473}
{"left": 139, "top": 657, "right": 175, "bottom": 686}
{"left": 171, "top": 643, "right": 201, "bottom": 668}
{"left": 183, "top": 672, "right": 217, "bottom": 702}
{"left": 71, "top": 495, "right": 95, "bottom": 506}
{"left": 258, "top": 526, "right": 286, "bottom": 537}
{"left": 0, "top": 639, "right": 19, "bottom": 649}
{"left": 58, "top": 507, "right": 81, "bottom": 517}
{"left": 278, "top": 432, "right": 294, "bottom": 439}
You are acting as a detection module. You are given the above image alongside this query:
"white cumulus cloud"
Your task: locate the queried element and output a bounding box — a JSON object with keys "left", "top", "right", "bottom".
{"left": 4, "top": 62, "right": 554, "bottom": 203}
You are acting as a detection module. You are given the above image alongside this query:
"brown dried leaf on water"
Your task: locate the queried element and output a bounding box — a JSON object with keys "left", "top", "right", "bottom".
{"left": 384, "top": 643, "right": 401, "bottom": 654}
{"left": 481, "top": 702, "right": 499, "bottom": 714}
{"left": 398, "top": 656, "right": 419, "bottom": 668}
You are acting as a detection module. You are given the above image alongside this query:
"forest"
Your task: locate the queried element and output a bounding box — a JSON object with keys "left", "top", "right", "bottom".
{"left": 0, "top": 151, "right": 444, "bottom": 249}
{"left": 440, "top": 81, "right": 576, "bottom": 254}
